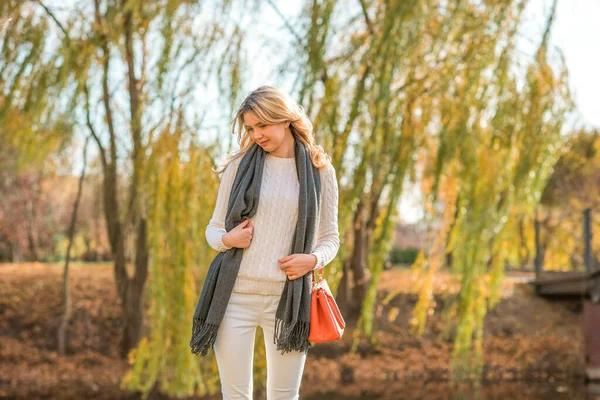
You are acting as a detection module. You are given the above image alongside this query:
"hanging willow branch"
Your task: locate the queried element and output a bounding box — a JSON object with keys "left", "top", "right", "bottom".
{"left": 291, "top": 0, "right": 574, "bottom": 382}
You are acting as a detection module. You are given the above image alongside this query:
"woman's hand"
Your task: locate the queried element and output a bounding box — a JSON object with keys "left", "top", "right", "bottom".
{"left": 222, "top": 219, "right": 254, "bottom": 249}
{"left": 278, "top": 254, "right": 318, "bottom": 280}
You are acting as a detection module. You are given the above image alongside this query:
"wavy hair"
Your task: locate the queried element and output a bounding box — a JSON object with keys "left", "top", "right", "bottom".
{"left": 215, "top": 85, "right": 331, "bottom": 174}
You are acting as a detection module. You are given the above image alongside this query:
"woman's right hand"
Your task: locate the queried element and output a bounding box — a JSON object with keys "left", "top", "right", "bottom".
{"left": 222, "top": 219, "right": 254, "bottom": 249}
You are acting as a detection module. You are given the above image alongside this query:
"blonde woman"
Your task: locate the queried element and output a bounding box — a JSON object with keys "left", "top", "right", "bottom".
{"left": 190, "top": 85, "right": 340, "bottom": 399}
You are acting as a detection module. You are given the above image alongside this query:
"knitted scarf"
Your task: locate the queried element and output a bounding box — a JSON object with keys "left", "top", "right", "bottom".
{"left": 189, "top": 136, "right": 321, "bottom": 356}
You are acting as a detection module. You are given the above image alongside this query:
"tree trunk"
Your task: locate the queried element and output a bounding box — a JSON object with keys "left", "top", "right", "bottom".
{"left": 26, "top": 197, "right": 39, "bottom": 261}
{"left": 58, "top": 136, "right": 89, "bottom": 355}
{"left": 337, "top": 200, "right": 370, "bottom": 324}
{"left": 518, "top": 217, "right": 530, "bottom": 268}
{"left": 119, "top": 218, "right": 149, "bottom": 357}
{"left": 27, "top": 229, "right": 38, "bottom": 261}
{"left": 101, "top": 161, "right": 149, "bottom": 357}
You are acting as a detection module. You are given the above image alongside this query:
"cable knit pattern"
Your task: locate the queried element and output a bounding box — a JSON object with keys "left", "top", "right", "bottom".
{"left": 205, "top": 152, "right": 340, "bottom": 295}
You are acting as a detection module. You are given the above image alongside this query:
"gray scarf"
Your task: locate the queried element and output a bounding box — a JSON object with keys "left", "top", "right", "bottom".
{"left": 190, "top": 136, "right": 321, "bottom": 356}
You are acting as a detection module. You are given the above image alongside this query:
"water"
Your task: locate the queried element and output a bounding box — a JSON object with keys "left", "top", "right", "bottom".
{"left": 303, "top": 381, "right": 600, "bottom": 400}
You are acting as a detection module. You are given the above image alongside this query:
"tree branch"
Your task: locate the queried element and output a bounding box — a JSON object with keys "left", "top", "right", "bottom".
{"left": 266, "top": 0, "right": 304, "bottom": 48}
{"left": 36, "top": 1, "right": 71, "bottom": 45}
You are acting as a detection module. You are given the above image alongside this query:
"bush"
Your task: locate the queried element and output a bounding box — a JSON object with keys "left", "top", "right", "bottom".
{"left": 390, "top": 248, "right": 419, "bottom": 265}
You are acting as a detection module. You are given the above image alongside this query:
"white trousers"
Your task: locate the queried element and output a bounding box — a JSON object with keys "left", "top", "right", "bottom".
{"left": 213, "top": 291, "right": 307, "bottom": 400}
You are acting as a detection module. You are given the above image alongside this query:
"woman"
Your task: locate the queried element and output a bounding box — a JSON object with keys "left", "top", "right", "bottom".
{"left": 199, "top": 85, "right": 340, "bottom": 399}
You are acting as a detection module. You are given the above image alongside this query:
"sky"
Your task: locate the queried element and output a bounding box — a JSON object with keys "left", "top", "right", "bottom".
{"left": 242, "top": 0, "right": 600, "bottom": 131}
{"left": 400, "top": 0, "right": 600, "bottom": 223}
{"left": 234, "top": 0, "right": 600, "bottom": 224}
{"left": 522, "top": 0, "right": 600, "bottom": 129}
{"left": 53, "top": 0, "right": 599, "bottom": 225}
{"left": 188, "top": 0, "right": 600, "bottom": 224}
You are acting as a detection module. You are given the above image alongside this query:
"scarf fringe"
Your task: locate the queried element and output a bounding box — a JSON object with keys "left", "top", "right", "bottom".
{"left": 189, "top": 317, "right": 219, "bottom": 356}
{"left": 273, "top": 317, "right": 311, "bottom": 355}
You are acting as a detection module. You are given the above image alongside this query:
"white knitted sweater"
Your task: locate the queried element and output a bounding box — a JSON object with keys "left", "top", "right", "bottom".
{"left": 205, "top": 152, "right": 340, "bottom": 295}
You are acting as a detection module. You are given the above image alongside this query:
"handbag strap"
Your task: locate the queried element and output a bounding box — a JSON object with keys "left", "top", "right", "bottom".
{"left": 311, "top": 266, "right": 324, "bottom": 281}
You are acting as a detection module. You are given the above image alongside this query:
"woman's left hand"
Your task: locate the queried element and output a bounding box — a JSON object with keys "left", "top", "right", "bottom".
{"left": 278, "top": 254, "right": 318, "bottom": 280}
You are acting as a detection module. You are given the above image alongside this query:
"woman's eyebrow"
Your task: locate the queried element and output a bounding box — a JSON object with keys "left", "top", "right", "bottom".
{"left": 244, "top": 122, "right": 263, "bottom": 128}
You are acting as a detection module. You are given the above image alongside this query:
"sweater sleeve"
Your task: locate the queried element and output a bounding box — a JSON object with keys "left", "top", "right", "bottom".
{"left": 310, "top": 162, "right": 341, "bottom": 271}
{"left": 205, "top": 158, "right": 239, "bottom": 252}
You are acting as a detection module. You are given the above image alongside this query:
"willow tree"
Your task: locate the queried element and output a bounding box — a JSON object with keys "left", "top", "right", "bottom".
{"left": 0, "top": 2, "right": 79, "bottom": 261}
{"left": 416, "top": 0, "right": 573, "bottom": 380}
{"left": 0, "top": 0, "right": 242, "bottom": 357}
{"left": 119, "top": 132, "right": 219, "bottom": 396}
{"left": 287, "top": 0, "right": 573, "bottom": 380}
{"left": 533, "top": 129, "right": 600, "bottom": 273}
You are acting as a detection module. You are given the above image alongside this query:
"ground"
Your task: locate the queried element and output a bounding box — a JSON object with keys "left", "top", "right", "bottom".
{"left": 0, "top": 263, "right": 592, "bottom": 399}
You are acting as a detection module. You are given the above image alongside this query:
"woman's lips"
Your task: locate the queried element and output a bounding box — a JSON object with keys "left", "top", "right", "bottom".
{"left": 258, "top": 140, "right": 269, "bottom": 146}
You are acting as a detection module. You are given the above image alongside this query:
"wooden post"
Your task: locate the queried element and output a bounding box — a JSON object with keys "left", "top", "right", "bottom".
{"left": 584, "top": 208, "right": 600, "bottom": 382}
{"left": 534, "top": 206, "right": 542, "bottom": 294}
{"left": 585, "top": 300, "right": 600, "bottom": 381}
{"left": 584, "top": 208, "right": 592, "bottom": 273}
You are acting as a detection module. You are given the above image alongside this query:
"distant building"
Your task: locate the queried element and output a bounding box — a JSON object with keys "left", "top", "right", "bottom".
{"left": 391, "top": 221, "right": 424, "bottom": 251}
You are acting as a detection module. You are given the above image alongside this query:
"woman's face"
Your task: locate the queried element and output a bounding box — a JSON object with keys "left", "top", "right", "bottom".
{"left": 243, "top": 111, "right": 290, "bottom": 152}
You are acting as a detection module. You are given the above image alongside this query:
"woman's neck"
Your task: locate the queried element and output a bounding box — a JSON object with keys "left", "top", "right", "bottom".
{"left": 267, "top": 131, "right": 295, "bottom": 158}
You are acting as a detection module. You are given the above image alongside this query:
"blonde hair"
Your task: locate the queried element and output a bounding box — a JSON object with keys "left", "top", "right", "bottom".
{"left": 216, "top": 85, "right": 331, "bottom": 174}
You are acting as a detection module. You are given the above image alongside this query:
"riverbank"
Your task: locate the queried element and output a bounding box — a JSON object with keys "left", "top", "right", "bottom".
{"left": 0, "top": 263, "right": 589, "bottom": 399}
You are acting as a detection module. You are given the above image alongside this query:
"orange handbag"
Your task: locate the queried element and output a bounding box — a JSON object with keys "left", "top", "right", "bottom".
{"left": 308, "top": 267, "right": 346, "bottom": 342}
